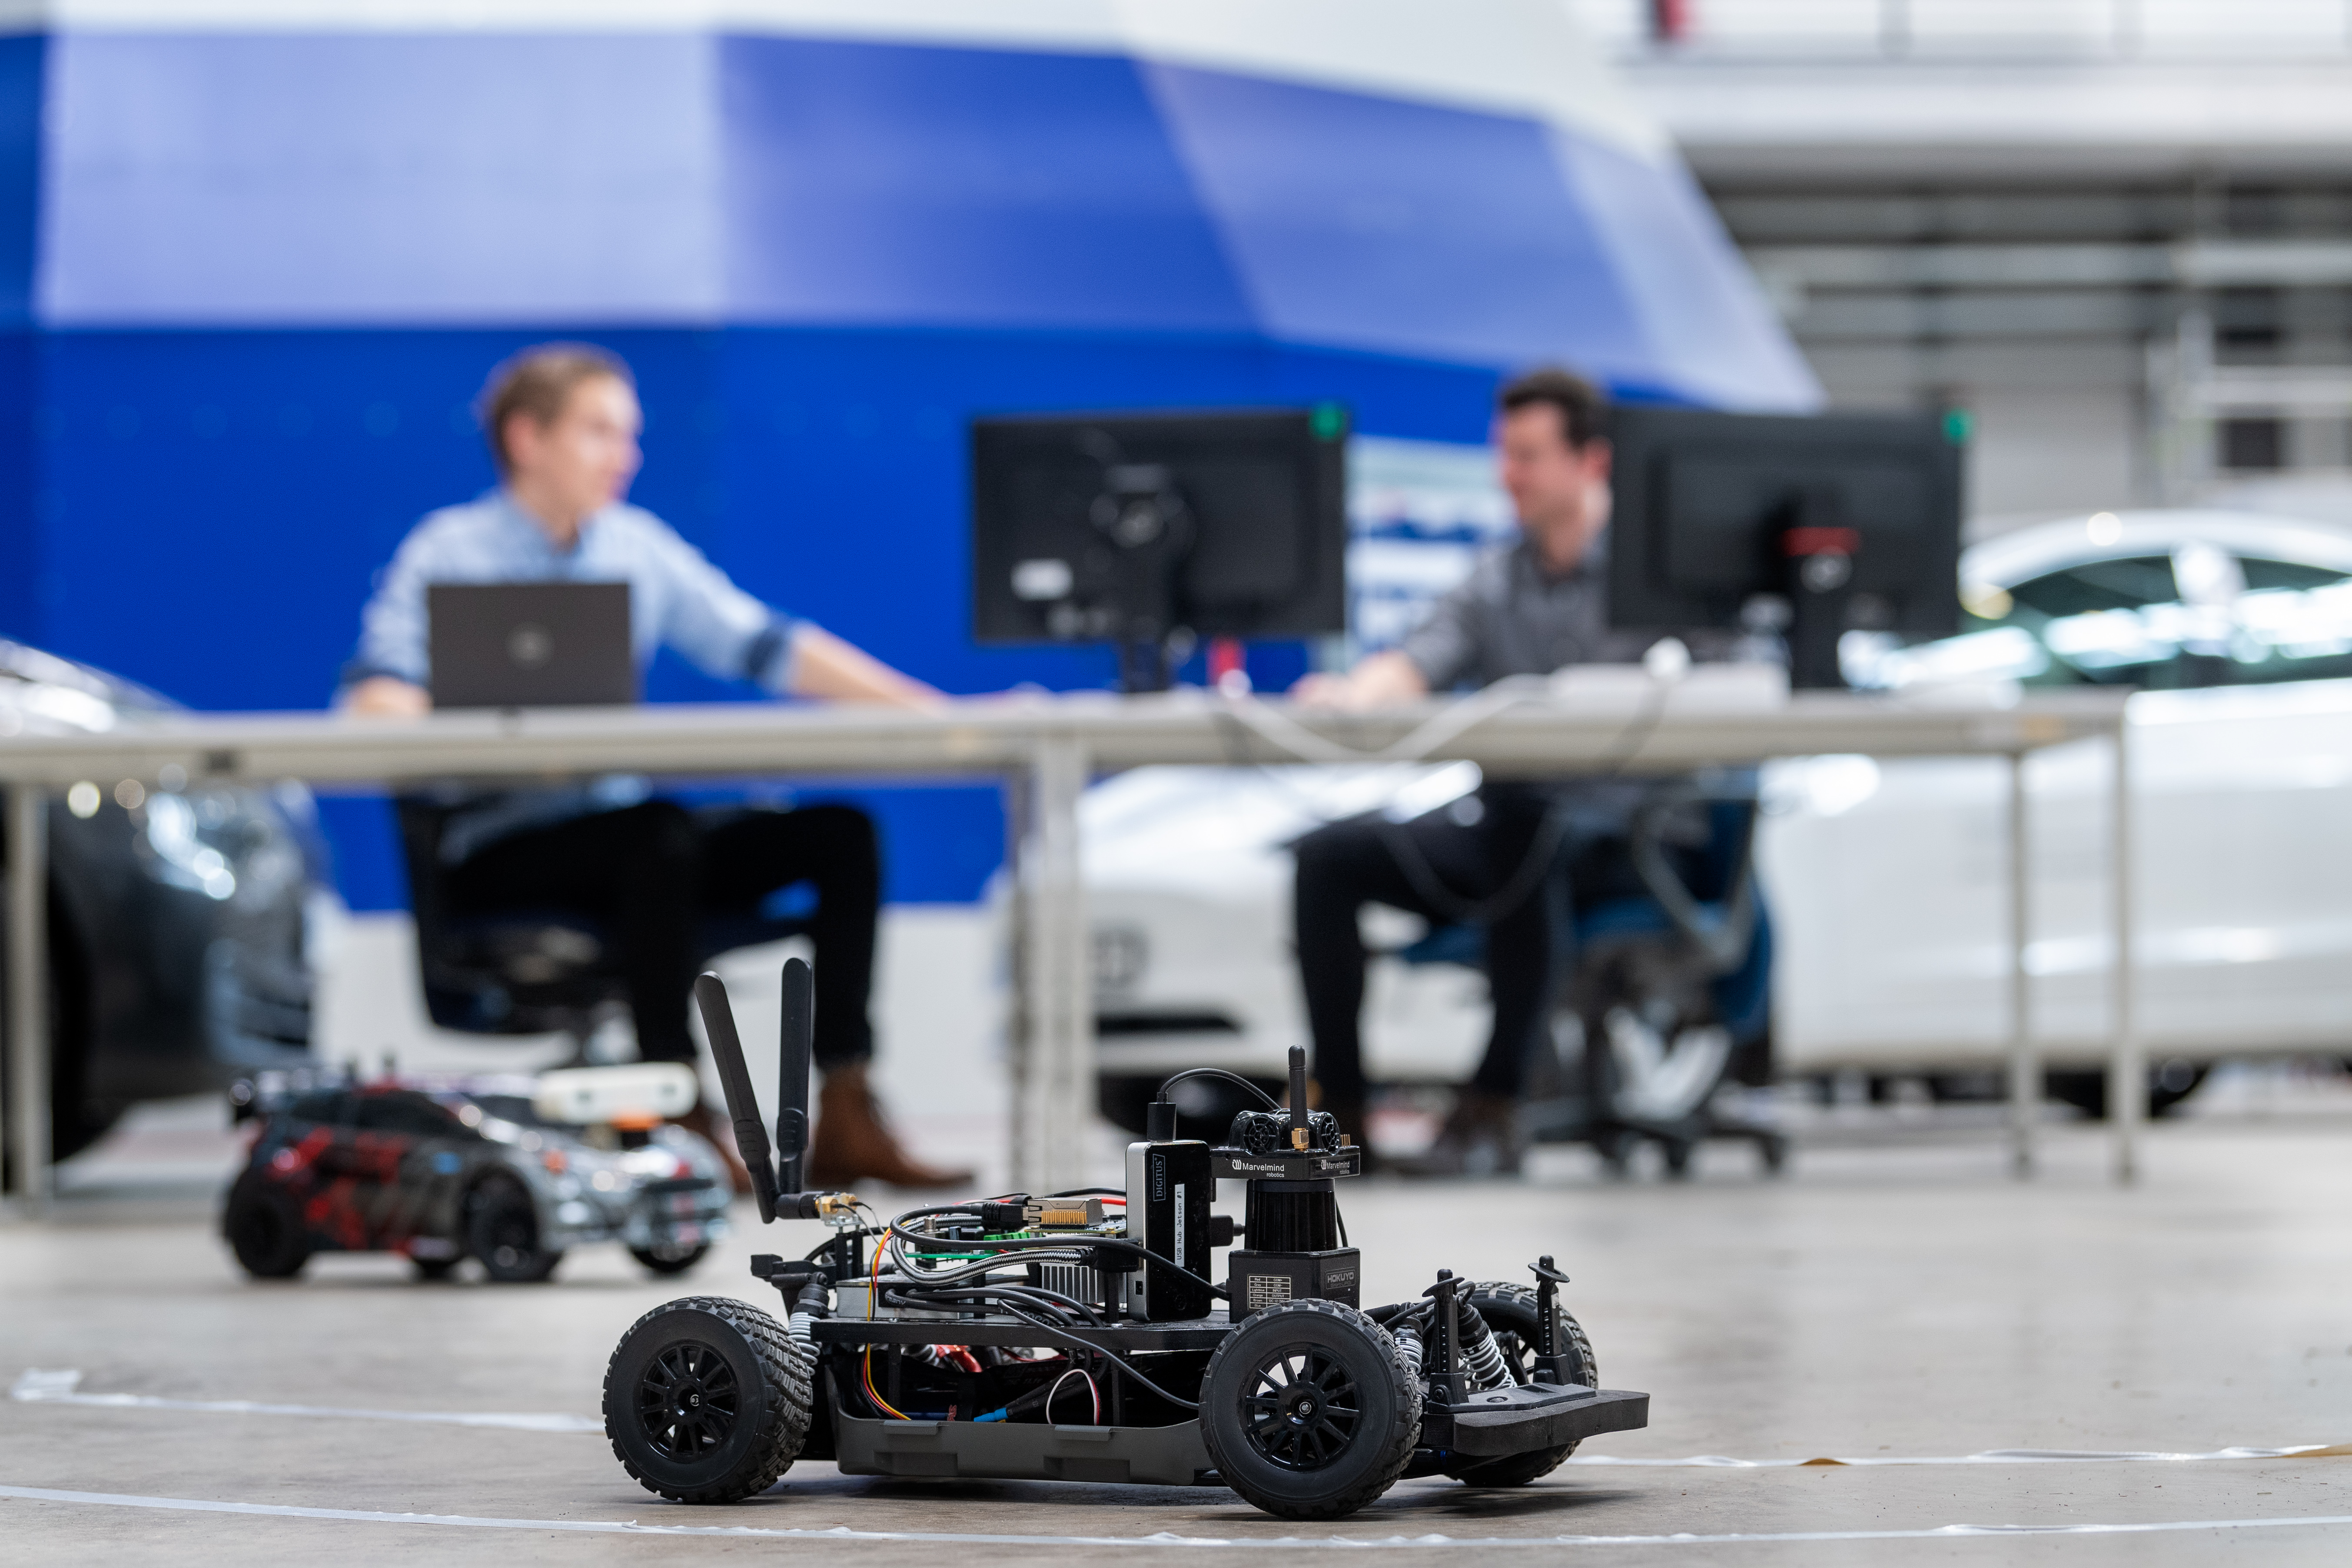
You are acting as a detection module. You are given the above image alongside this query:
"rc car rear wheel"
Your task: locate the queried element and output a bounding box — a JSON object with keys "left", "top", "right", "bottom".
{"left": 223, "top": 1172, "right": 311, "bottom": 1279}
{"left": 467, "top": 1175, "right": 563, "bottom": 1283}
{"left": 1442, "top": 1282, "right": 1599, "bottom": 1488}
{"left": 411, "top": 1257, "right": 459, "bottom": 1282}
{"left": 631, "top": 1244, "right": 711, "bottom": 1277}
{"left": 1199, "top": 1298, "right": 1421, "bottom": 1521}
{"left": 605, "top": 1296, "right": 814, "bottom": 1503}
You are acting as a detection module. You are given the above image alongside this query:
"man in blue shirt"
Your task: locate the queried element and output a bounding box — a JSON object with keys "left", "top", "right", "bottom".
{"left": 344, "top": 343, "right": 967, "bottom": 1189}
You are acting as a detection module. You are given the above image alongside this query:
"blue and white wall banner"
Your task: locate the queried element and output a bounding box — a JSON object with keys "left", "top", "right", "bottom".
{"left": 1345, "top": 436, "right": 1515, "bottom": 658}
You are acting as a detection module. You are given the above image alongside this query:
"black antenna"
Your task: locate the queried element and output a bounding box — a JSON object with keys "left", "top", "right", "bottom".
{"left": 775, "top": 957, "right": 814, "bottom": 1196}
{"left": 694, "top": 972, "right": 779, "bottom": 1224}
{"left": 1287, "top": 1045, "right": 1311, "bottom": 1150}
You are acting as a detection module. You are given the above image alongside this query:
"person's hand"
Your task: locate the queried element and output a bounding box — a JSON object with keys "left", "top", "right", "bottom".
{"left": 1289, "top": 671, "right": 1356, "bottom": 710}
{"left": 1290, "top": 654, "right": 1429, "bottom": 712}
{"left": 341, "top": 676, "right": 431, "bottom": 717}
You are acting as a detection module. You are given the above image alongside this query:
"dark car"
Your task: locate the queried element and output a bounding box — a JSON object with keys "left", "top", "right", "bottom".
{"left": 221, "top": 1072, "right": 734, "bottom": 1283}
{"left": 0, "top": 638, "right": 320, "bottom": 1161}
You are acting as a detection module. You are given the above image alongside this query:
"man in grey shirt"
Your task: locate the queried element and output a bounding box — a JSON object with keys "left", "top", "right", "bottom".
{"left": 1292, "top": 369, "right": 1707, "bottom": 1173}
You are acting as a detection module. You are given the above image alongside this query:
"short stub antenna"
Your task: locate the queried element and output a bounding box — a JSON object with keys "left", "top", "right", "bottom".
{"left": 775, "top": 957, "right": 814, "bottom": 1196}
{"left": 1287, "top": 1045, "right": 1312, "bottom": 1151}
{"left": 694, "top": 971, "right": 779, "bottom": 1224}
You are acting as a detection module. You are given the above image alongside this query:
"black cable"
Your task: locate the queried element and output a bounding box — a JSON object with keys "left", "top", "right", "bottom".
{"left": 1044, "top": 1187, "right": 1126, "bottom": 1199}
{"left": 1152, "top": 1068, "right": 1281, "bottom": 1112}
{"left": 889, "top": 1279, "right": 1106, "bottom": 1329}
{"left": 1370, "top": 799, "right": 1571, "bottom": 927}
{"left": 874, "top": 1283, "right": 1199, "bottom": 1411}
{"left": 803, "top": 1224, "right": 885, "bottom": 1262}
{"left": 1213, "top": 671, "right": 1681, "bottom": 930}
{"left": 914, "top": 1233, "right": 1231, "bottom": 1301}
{"left": 984, "top": 1301, "right": 1203, "bottom": 1411}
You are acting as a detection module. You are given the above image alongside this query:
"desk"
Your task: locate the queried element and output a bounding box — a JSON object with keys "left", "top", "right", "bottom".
{"left": 2, "top": 688, "right": 2132, "bottom": 1212}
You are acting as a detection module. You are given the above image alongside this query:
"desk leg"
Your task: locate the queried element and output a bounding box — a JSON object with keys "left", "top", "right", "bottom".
{"left": 2005, "top": 752, "right": 2035, "bottom": 1178}
{"left": 1011, "top": 737, "right": 1092, "bottom": 1196}
{"left": 2108, "top": 722, "right": 2142, "bottom": 1185}
{"left": 6, "top": 785, "right": 50, "bottom": 1214}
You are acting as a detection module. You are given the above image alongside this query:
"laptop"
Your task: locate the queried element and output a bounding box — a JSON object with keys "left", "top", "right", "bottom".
{"left": 427, "top": 582, "right": 637, "bottom": 709}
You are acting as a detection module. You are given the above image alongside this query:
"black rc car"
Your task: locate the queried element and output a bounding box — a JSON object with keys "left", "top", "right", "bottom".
{"left": 602, "top": 959, "right": 1649, "bottom": 1520}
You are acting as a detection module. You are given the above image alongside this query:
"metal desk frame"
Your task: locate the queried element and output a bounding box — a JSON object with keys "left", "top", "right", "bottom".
{"left": 1, "top": 689, "right": 2133, "bottom": 1214}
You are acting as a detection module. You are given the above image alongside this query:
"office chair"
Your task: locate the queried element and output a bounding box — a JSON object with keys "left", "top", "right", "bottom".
{"left": 393, "top": 798, "right": 814, "bottom": 1059}
{"left": 1397, "top": 783, "right": 1786, "bottom": 1177}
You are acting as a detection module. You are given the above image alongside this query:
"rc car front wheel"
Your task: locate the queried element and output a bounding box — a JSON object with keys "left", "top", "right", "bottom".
{"left": 223, "top": 1173, "right": 311, "bottom": 1279}
{"left": 1199, "top": 1298, "right": 1421, "bottom": 1521}
{"left": 467, "top": 1175, "right": 563, "bottom": 1283}
{"left": 1442, "top": 1281, "right": 1599, "bottom": 1487}
{"left": 605, "top": 1296, "right": 814, "bottom": 1503}
{"left": 631, "top": 1243, "right": 711, "bottom": 1278}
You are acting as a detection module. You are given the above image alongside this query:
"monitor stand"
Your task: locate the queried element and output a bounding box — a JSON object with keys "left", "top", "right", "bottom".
{"left": 1782, "top": 520, "right": 1859, "bottom": 690}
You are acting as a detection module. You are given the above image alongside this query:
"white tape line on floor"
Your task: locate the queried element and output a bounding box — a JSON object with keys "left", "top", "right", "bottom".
{"left": 1567, "top": 1445, "right": 2352, "bottom": 1468}
{"left": 8, "top": 1370, "right": 600, "bottom": 1434}
{"left": 4, "top": 1484, "right": 2352, "bottom": 1548}
{"left": 15, "top": 1369, "right": 2350, "bottom": 1468}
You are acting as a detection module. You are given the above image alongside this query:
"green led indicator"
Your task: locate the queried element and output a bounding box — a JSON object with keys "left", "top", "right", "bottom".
{"left": 1942, "top": 408, "right": 1973, "bottom": 445}
{"left": 1310, "top": 403, "right": 1349, "bottom": 441}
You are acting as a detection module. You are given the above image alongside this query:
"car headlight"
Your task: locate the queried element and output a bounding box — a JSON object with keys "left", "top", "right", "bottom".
{"left": 140, "top": 788, "right": 303, "bottom": 906}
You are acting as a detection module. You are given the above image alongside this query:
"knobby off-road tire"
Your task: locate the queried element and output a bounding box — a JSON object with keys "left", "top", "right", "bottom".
{"left": 223, "top": 1172, "right": 311, "bottom": 1279}
{"left": 1442, "top": 1280, "right": 1600, "bottom": 1488}
{"left": 605, "top": 1296, "right": 814, "bottom": 1504}
{"left": 467, "top": 1174, "right": 563, "bottom": 1283}
{"left": 1199, "top": 1298, "right": 1422, "bottom": 1521}
{"left": 630, "top": 1243, "right": 711, "bottom": 1278}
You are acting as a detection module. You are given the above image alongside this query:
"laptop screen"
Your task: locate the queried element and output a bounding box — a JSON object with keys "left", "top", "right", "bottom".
{"left": 426, "top": 582, "right": 636, "bottom": 709}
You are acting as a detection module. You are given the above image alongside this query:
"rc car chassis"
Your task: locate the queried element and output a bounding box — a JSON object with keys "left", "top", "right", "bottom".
{"left": 603, "top": 960, "right": 1648, "bottom": 1520}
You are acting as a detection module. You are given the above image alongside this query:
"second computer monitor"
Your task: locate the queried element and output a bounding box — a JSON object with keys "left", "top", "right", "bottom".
{"left": 1607, "top": 406, "right": 1963, "bottom": 688}
{"left": 970, "top": 407, "right": 1349, "bottom": 690}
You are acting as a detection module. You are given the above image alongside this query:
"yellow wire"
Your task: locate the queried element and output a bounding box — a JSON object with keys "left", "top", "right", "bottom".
{"left": 864, "top": 1224, "right": 910, "bottom": 1421}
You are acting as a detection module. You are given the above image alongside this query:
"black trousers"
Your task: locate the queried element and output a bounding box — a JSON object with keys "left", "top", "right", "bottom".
{"left": 1292, "top": 784, "right": 1560, "bottom": 1107}
{"left": 444, "top": 801, "right": 880, "bottom": 1069}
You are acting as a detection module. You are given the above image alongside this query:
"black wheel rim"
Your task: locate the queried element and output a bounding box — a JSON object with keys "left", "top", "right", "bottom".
{"left": 1239, "top": 1345, "right": 1362, "bottom": 1471}
{"left": 637, "top": 1341, "right": 741, "bottom": 1462}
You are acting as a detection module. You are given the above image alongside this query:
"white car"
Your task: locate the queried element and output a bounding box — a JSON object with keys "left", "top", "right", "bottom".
{"left": 1083, "top": 509, "right": 2352, "bottom": 1126}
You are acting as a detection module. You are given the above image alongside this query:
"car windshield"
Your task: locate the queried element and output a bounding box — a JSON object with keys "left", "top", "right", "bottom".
{"left": 1945, "top": 551, "right": 2352, "bottom": 691}
{"left": 465, "top": 1094, "right": 570, "bottom": 1132}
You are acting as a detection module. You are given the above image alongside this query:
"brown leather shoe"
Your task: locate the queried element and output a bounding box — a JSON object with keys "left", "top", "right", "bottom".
{"left": 1389, "top": 1088, "right": 1522, "bottom": 1178}
{"left": 806, "top": 1062, "right": 975, "bottom": 1190}
{"left": 674, "top": 1100, "right": 756, "bottom": 1196}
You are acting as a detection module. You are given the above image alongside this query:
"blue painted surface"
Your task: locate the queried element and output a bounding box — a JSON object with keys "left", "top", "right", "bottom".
{"left": 1, "top": 27, "right": 1817, "bottom": 910}
{"left": 720, "top": 37, "right": 1257, "bottom": 333}
{"left": 41, "top": 31, "right": 723, "bottom": 323}
{"left": 1140, "top": 64, "right": 1647, "bottom": 377}
{"left": 28, "top": 29, "right": 1815, "bottom": 415}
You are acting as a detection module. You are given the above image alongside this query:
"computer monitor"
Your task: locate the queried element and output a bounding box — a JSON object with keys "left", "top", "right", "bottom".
{"left": 970, "top": 407, "right": 1350, "bottom": 691}
{"left": 1606, "top": 407, "right": 1963, "bottom": 688}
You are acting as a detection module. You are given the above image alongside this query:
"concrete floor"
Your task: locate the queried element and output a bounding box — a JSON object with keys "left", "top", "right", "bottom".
{"left": 6, "top": 1114, "right": 2352, "bottom": 1565}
